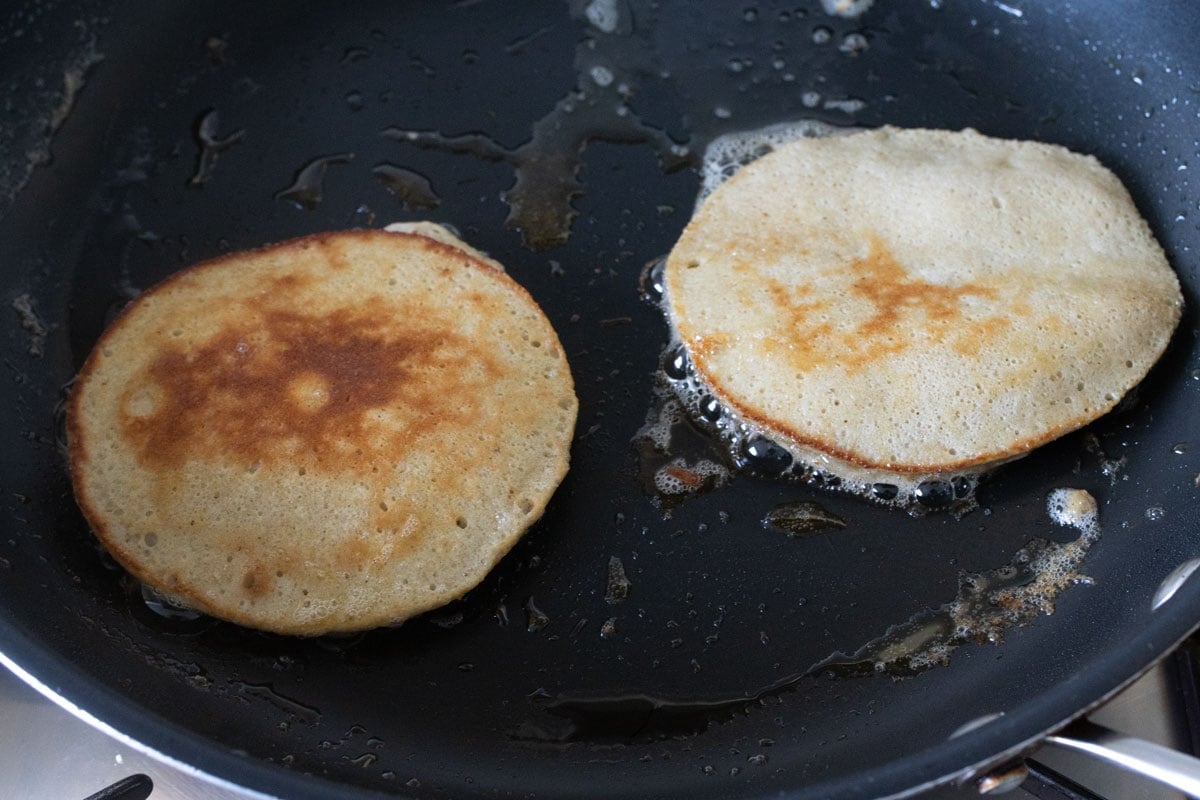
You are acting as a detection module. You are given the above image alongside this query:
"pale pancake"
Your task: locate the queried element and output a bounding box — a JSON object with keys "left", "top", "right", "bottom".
{"left": 664, "top": 126, "right": 1182, "bottom": 494}
{"left": 68, "top": 228, "right": 577, "bottom": 635}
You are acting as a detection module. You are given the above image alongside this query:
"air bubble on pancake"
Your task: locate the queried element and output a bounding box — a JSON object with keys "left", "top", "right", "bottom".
{"left": 871, "top": 483, "right": 899, "bottom": 501}
{"left": 697, "top": 394, "right": 723, "bottom": 422}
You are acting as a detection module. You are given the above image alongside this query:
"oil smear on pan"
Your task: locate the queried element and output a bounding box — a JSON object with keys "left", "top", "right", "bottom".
{"left": 517, "top": 490, "right": 1100, "bottom": 743}
{"left": 12, "top": 294, "right": 49, "bottom": 357}
{"left": 381, "top": 0, "right": 691, "bottom": 250}
{"left": 814, "top": 488, "right": 1099, "bottom": 677}
{"left": 0, "top": 24, "right": 105, "bottom": 218}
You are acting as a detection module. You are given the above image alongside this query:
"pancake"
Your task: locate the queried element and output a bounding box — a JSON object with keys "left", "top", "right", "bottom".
{"left": 663, "top": 126, "right": 1182, "bottom": 505}
{"left": 68, "top": 227, "right": 577, "bottom": 634}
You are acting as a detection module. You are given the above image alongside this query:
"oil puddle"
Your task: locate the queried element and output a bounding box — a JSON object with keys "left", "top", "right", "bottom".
{"left": 517, "top": 693, "right": 753, "bottom": 742}
{"left": 517, "top": 490, "right": 1099, "bottom": 743}
{"left": 763, "top": 501, "right": 846, "bottom": 537}
{"left": 188, "top": 108, "right": 244, "bottom": 187}
{"left": 233, "top": 681, "right": 322, "bottom": 727}
{"left": 275, "top": 153, "right": 355, "bottom": 209}
{"left": 381, "top": 102, "right": 687, "bottom": 251}
{"left": 371, "top": 163, "right": 440, "bottom": 210}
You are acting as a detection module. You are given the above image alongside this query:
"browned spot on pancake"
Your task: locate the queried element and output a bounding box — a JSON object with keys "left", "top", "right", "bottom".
{"left": 316, "top": 236, "right": 355, "bottom": 271}
{"left": 759, "top": 278, "right": 835, "bottom": 369}
{"left": 757, "top": 238, "right": 998, "bottom": 373}
{"left": 335, "top": 534, "right": 375, "bottom": 572}
{"left": 953, "top": 315, "right": 1010, "bottom": 356}
{"left": 266, "top": 272, "right": 314, "bottom": 293}
{"left": 121, "top": 299, "right": 502, "bottom": 474}
{"left": 689, "top": 332, "right": 731, "bottom": 359}
{"left": 849, "top": 239, "right": 997, "bottom": 340}
{"left": 241, "top": 564, "right": 273, "bottom": 598}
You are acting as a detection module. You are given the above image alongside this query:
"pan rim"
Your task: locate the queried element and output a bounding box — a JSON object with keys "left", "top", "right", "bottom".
{"left": 4, "top": 575, "right": 1200, "bottom": 800}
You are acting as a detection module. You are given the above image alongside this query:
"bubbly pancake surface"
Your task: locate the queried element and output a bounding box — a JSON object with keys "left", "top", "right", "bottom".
{"left": 664, "top": 127, "right": 1182, "bottom": 492}
{"left": 69, "top": 228, "right": 577, "bottom": 635}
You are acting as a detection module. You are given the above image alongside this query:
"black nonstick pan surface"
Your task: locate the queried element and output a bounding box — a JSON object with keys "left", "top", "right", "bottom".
{"left": 2, "top": 1, "right": 1200, "bottom": 798}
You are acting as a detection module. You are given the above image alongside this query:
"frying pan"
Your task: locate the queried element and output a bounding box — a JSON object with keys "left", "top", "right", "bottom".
{"left": 2, "top": 1, "right": 1199, "bottom": 798}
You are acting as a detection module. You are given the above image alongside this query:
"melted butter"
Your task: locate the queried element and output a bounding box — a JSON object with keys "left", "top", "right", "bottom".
{"left": 382, "top": 100, "right": 687, "bottom": 251}
{"left": 818, "top": 488, "right": 1099, "bottom": 676}
{"left": 381, "top": 3, "right": 691, "bottom": 251}
{"left": 518, "top": 491, "right": 1101, "bottom": 743}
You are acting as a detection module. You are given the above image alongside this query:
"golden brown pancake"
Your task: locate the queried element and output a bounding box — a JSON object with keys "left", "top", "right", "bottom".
{"left": 68, "top": 227, "right": 577, "bottom": 634}
{"left": 664, "top": 127, "right": 1182, "bottom": 503}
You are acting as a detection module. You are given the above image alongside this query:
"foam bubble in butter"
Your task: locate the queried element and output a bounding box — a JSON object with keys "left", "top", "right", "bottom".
{"left": 1048, "top": 487, "right": 1099, "bottom": 532}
